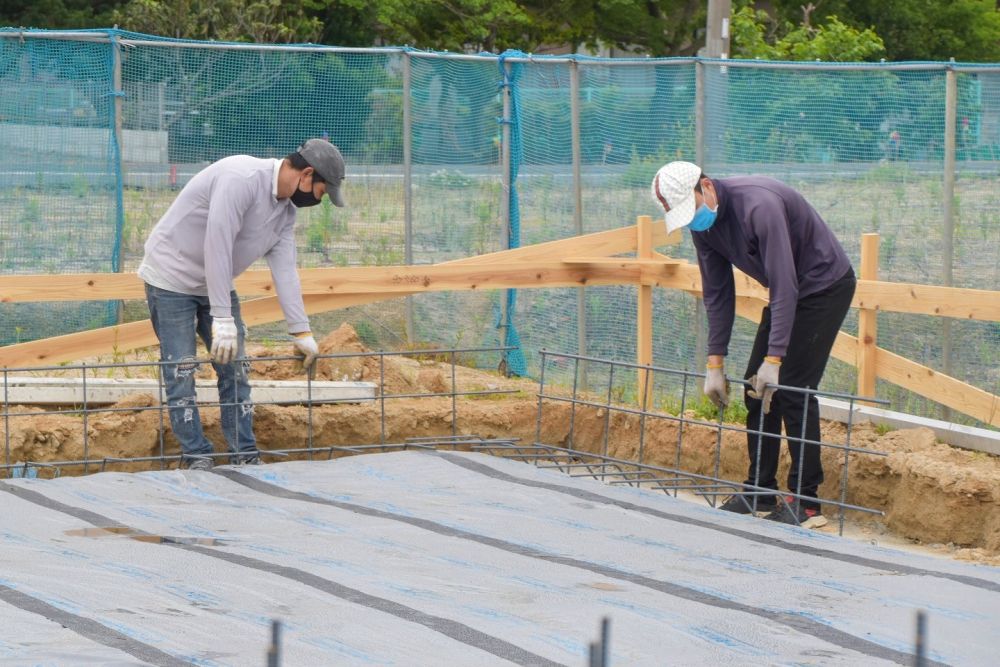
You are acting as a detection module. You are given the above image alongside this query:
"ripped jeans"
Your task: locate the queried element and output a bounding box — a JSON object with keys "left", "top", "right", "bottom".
{"left": 145, "top": 283, "right": 256, "bottom": 462}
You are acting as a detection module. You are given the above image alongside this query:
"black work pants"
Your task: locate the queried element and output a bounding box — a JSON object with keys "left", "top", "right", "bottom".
{"left": 743, "top": 268, "right": 856, "bottom": 511}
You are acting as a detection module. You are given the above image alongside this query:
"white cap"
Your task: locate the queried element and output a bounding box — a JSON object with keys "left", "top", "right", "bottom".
{"left": 651, "top": 161, "right": 703, "bottom": 233}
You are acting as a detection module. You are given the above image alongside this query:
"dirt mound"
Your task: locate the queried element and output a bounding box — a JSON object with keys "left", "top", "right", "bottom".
{"left": 246, "top": 323, "right": 449, "bottom": 396}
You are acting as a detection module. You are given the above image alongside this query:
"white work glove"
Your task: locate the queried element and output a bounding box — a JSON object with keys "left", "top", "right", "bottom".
{"left": 703, "top": 363, "right": 729, "bottom": 410}
{"left": 748, "top": 356, "right": 782, "bottom": 414}
{"left": 292, "top": 332, "right": 319, "bottom": 375}
{"left": 210, "top": 316, "right": 239, "bottom": 364}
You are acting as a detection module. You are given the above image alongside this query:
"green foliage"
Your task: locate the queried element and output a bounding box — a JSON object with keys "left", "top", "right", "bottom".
{"left": 427, "top": 168, "right": 475, "bottom": 189}
{"left": 353, "top": 319, "right": 380, "bottom": 347}
{"left": 0, "top": 0, "right": 118, "bottom": 29}
{"left": 874, "top": 422, "right": 895, "bottom": 436}
{"left": 731, "top": 5, "right": 885, "bottom": 62}
{"left": 753, "top": 0, "right": 1000, "bottom": 62}
{"left": 113, "top": 0, "right": 326, "bottom": 43}
{"left": 22, "top": 197, "right": 41, "bottom": 225}
{"left": 304, "top": 198, "right": 344, "bottom": 255}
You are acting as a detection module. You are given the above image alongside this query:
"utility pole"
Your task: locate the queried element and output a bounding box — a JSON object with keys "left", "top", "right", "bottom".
{"left": 695, "top": 0, "right": 731, "bottom": 375}
{"left": 704, "top": 0, "right": 732, "bottom": 59}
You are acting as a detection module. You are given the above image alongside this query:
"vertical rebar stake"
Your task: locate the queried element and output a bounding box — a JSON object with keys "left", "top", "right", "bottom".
{"left": 675, "top": 374, "right": 689, "bottom": 498}
{"left": 306, "top": 356, "right": 314, "bottom": 460}
{"left": 600, "top": 616, "right": 610, "bottom": 667}
{"left": 914, "top": 609, "right": 927, "bottom": 667}
{"left": 379, "top": 352, "right": 386, "bottom": 447}
{"left": 795, "top": 386, "right": 810, "bottom": 515}
{"left": 568, "top": 355, "right": 580, "bottom": 451}
{"left": 156, "top": 361, "right": 166, "bottom": 469}
{"left": 637, "top": 366, "right": 651, "bottom": 469}
{"left": 451, "top": 350, "right": 457, "bottom": 437}
{"left": 711, "top": 398, "right": 724, "bottom": 508}
{"left": 752, "top": 383, "right": 766, "bottom": 513}
{"left": 266, "top": 619, "right": 282, "bottom": 667}
{"left": 839, "top": 395, "right": 857, "bottom": 536}
{"left": 3, "top": 369, "right": 10, "bottom": 473}
{"left": 535, "top": 351, "right": 547, "bottom": 463}
{"left": 81, "top": 363, "right": 89, "bottom": 475}
{"left": 602, "top": 364, "right": 615, "bottom": 458}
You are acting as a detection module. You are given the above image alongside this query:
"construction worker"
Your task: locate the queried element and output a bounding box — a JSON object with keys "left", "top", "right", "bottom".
{"left": 651, "top": 161, "right": 856, "bottom": 528}
{"left": 139, "top": 139, "right": 345, "bottom": 469}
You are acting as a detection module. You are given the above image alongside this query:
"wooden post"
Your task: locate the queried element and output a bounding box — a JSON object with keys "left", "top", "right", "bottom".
{"left": 858, "top": 233, "right": 880, "bottom": 400}
{"left": 636, "top": 215, "right": 654, "bottom": 403}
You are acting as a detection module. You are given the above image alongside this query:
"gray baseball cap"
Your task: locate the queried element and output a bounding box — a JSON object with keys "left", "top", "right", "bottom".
{"left": 297, "top": 138, "right": 346, "bottom": 207}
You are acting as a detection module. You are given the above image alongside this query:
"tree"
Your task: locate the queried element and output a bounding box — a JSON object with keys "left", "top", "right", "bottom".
{"left": 731, "top": 2, "right": 885, "bottom": 61}
{"left": 0, "top": 0, "right": 118, "bottom": 30}
{"left": 112, "top": 0, "right": 328, "bottom": 43}
{"left": 759, "top": 0, "right": 1000, "bottom": 62}
{"left": 312, "top": 0, "right": 708, "bottom": 56}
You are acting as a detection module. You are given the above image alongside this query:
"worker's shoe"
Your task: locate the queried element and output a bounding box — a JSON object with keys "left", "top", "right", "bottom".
{"left": 718, "top": 493, "right": 775, "bottom": 516}
{"left": 764, "top": 497, "right": 828, "bottom": 529}
{"left": 183, "top": 456, "right": 214, "bottom": 471}
{"left": 232, "top": 451, "right": 262, "bottom": 465}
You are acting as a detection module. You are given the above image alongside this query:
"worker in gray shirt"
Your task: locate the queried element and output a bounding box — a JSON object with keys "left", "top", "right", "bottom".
{"left": 139, "top": 139, "right": 345, "bottom": 470}
{"left": 652, "top": 161, "right": 855, "bottom": 528}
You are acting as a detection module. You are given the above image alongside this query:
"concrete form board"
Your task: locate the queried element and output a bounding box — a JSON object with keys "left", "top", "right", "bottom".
{"left": 819, "top": 397, "right": 1000, "bottom": 455}
{"left": 0, "top": 376, "right": 376, "bottom": 406}
{"left": 0, "top": 451, "right": 997, "bottom": 665}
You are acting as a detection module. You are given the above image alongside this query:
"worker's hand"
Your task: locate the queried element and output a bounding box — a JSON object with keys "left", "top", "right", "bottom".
{"left": 292, "top": 332, "right": 319, "bottom": 375}
{"left": 703, "top": 363, "right": 729, "bottom": 410}
{"left": 748, "top": 356, "right": 781, "bottom": 414}
{"left": 210, "top": 316, "right": 239, "bottom": 364}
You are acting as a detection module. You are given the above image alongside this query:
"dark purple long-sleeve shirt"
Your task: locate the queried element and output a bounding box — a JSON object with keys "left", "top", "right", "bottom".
{"left": 692, "top": 176, "right": 852, "bottom": 358}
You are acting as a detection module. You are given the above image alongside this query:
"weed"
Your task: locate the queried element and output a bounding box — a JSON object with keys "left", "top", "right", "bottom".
{"left": 874, "top": 422, "right": 895, "bottom": 436}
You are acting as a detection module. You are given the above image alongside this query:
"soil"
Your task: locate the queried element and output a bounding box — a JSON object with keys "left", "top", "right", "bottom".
{"left": 3, "top": 323, "right": 999, "bottom": 566}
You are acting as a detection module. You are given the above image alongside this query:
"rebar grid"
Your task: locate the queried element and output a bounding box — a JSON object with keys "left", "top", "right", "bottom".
{"left": 2, "top": 347, "right": 890, "bottom": 536}
{"left": 530, "top": 350, "right": 892, "bottom": 535}
{"left": 1, "top": 347, "right": 515, "bottom": 476}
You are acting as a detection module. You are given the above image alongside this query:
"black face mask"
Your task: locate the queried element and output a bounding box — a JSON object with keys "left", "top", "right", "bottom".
{"left": 290, "top": 177, "right": 323, "bottom": 208}
{"left": 289, "top": 178, "right": 322, "bottom": 208}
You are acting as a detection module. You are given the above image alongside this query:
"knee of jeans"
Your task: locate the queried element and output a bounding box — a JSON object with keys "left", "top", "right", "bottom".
{"left": 165, "top": 356, "right": 200, "bottom": 382}
{"left": 171, "top": 395, "right": 198, "bottom": 423}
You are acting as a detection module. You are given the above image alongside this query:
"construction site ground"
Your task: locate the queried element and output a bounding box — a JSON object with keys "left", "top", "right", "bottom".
{"left": 3, "top": 324, "right": 999, "bottom": 565}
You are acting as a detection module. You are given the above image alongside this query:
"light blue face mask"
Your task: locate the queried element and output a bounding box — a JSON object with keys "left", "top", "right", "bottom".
{"left": 689, "top": 203, "right": 718, "bottom": 232}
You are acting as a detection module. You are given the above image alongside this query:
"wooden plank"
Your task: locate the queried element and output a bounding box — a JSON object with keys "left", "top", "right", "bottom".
{"left": 289, "top": 262, "right": 644, "bottom": 296}
{"left": 876, "top": 347, "right": 1000, "bottom": 429}
{"left": 7, "top": 256, "right": 1000, "bottom": 324}
{"left": 853, "top": 280, "right": 1000, "bottom": 321}
{"left": 0, "top": 292, "right": 398, "bottom": 369}
{"left": 0, "top": 273, "right": 146, "bottom": 302}
{"left": 562, "top": 257, "right": 681, "bottom": 268}
{"left": 636, "top": 215, "right": 654, "bottom": 403}
{"left": 858, "top": 234, "right": 880, "bottom": 400}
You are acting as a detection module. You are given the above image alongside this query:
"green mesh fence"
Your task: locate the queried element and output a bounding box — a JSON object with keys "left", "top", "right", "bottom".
{"left": 0, "top": 30, "right": 120, "bottom": 344}
{"left": 1, "top": 29, "right": 998, "bottom": 427}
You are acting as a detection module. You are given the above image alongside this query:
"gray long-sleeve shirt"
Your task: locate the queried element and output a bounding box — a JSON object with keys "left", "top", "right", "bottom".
{"left": 692, "top": 176, "right": 852, "bottom": 358}
{"left": 138, "top": 155, "right": 310, "bottom": 333}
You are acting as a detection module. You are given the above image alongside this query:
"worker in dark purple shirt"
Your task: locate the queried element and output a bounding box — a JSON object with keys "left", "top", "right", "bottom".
{"left": 652, "top": 161, "right": 856, "bottom": 528}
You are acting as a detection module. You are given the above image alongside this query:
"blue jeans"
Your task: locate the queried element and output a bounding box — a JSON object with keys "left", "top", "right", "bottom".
{"left": 145, "top": 284, "right": 256, "bottom": 462}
